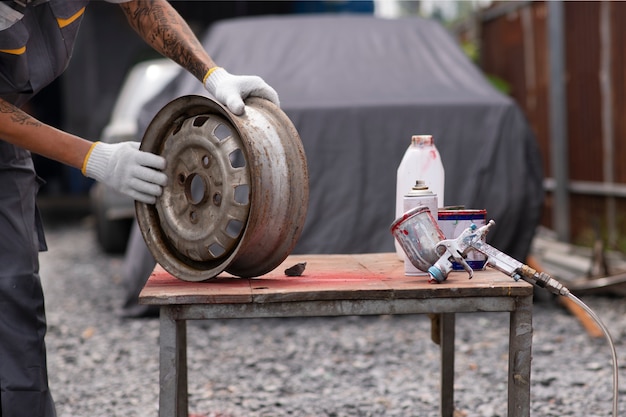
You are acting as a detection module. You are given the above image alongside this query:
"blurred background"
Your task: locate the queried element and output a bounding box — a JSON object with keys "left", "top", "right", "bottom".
{"left": 32, "top": 0, "right": 626, "bottom": 260}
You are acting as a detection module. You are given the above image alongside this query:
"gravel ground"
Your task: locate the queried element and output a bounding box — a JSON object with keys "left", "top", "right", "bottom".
{"left": 38, "top": 216, "right": 626, "bottom": 417}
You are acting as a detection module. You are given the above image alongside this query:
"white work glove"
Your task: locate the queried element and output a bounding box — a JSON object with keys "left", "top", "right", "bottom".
{"left": 204, "top": 67, "right": 280, "bottom": 115}
{"left": 82, "top": 141, "right": 167, "bottom": 204}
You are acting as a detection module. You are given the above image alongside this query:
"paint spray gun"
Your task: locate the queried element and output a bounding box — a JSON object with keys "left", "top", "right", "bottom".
{"left": 427, "top": 220, "right": 569, "bottom": 296}
{"left": 391, "top": 205, "right": 569, "bottom": 296}
{"left": 391, "top": 205, "right": 618, "bottom": 416}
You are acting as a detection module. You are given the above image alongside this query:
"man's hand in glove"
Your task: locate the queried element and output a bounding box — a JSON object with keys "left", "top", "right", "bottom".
{"left": 82, "top": 141, "right": 167, "bottom": 204}
{"left": 204, "top": 67, "right": 280, "bottom": 115}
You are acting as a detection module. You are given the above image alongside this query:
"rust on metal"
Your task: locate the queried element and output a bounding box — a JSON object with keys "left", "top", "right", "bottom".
{"left": 136, "top": 95, "right": 309, "bottom": 281}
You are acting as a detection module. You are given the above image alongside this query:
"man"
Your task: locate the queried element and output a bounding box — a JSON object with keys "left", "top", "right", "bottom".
{"left": 0, "top": 0, "right": 279, "bottom": 415}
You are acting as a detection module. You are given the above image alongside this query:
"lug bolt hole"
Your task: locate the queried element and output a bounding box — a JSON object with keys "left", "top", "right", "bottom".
{"left": 213, "top": 192, "right": 222, "bottom": 206}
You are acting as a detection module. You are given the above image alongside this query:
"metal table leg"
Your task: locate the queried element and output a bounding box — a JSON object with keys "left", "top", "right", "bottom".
{"left": 159, "top": 307, "right": 188, "bottom": 417}
{"left": 440, "top": 313, "right": 455, "bottom": 417}
{"left": 154, "top": 298, "right": 530, "bottom": 416}
{"left": 508, "top": 296, "right": 533, "bottom": 417}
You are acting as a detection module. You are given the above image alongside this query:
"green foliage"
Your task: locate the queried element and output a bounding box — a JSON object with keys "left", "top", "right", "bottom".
{"left": 486, "top": 74, "right": 511, "bottom": 95}
{"left": 459, "top": 39, "right": 512, "bottom": 95}
{"left": 461, "top": 40, "right": 479, "bottom": 63}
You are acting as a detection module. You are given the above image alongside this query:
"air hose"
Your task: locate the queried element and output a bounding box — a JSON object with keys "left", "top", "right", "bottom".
{"left": 565, "top": 292, "right": 618, "bottom": 417}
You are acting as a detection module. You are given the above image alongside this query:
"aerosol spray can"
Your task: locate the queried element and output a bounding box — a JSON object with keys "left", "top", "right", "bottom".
{"left": 395, "top": 135, "right": 445, "bottom": 259}
{"left": 403, "top": 180, "right": 438, "bottom": 276}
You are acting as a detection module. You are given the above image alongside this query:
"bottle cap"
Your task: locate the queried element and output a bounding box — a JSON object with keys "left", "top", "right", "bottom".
{"left": 411, "top": 135, "right": 433, "bottom": 146}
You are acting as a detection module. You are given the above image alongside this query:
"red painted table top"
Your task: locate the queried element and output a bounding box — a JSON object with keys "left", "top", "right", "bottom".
{"left": 139, "top": 253, "right": 533, "bottom": 306}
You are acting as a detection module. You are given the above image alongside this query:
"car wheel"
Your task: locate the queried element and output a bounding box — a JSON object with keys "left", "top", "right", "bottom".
{"left": 136, "top": 95, "right": 309, "bottom": 281}
{"left": 91, "top": 185, "right": 133, "bottom": 254}
{"left": 95, "top": 214, "right": 133, "bottom": 254}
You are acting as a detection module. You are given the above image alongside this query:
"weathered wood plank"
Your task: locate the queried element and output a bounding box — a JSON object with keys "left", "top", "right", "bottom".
{"left": 139, "top": 253, "right": 533, "bottom": 306}
{"left": 381, "top": 268, "right": 532, "bottom": 299}
{"left": 139, "top": 265, "right": 253, "bottom": 305}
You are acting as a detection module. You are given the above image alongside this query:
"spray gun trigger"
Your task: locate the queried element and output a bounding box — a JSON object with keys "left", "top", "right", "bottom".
{"left": 456, "top": 255, "right": 474, "bottom": 279}
{"left": 436, "top": 240, "right": 474, "bottom": 280}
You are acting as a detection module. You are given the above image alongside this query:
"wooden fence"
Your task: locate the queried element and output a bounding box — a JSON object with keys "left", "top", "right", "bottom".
{"left": 479, "top": 1, "right": 626, "bottom": 250}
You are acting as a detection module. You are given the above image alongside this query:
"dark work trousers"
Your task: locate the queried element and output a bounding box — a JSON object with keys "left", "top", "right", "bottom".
{"left": 0, "top": 140, "right": 55, "bottom": 417}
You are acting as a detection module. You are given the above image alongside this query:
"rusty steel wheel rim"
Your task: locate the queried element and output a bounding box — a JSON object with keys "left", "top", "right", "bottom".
{"left": 135, "top": 95, "right": 309, "bottom": 281}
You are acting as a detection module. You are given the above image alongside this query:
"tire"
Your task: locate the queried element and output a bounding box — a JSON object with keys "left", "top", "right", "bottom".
{"left": 90, "top": 185, "right": 133, "bottom": 254}
{"left": 95, "top": 214, "right": 133, "bottom": 254}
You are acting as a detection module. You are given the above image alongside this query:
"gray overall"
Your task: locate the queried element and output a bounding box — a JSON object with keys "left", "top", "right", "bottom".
{"left": 0, "top": 1, "right": 89, "bottom": 415}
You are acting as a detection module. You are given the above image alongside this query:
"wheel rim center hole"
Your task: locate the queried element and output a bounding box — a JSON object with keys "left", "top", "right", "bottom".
{"left": 185, "top": 173, "right": 208, "bottom": 205}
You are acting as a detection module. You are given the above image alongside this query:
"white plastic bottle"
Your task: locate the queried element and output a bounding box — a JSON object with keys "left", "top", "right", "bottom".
{"left": 395, "top": 135, "right": 445, "bottom": 259}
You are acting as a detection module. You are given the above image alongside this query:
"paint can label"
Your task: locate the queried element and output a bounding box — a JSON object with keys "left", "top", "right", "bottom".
{"left": 438, "top": 209, "right": 487, "bottom": 270}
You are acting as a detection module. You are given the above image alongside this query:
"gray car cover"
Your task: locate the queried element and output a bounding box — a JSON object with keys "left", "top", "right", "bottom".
{"left": 139, "top": 14, "right": 544, "bottom": 262}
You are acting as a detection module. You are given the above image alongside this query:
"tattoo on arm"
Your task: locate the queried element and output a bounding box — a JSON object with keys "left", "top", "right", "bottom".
{"left": 0, "top": 100, "right": 42, "bottom": 127}
{"left": 120, "top": 0, "right": 210, "bottom": 81}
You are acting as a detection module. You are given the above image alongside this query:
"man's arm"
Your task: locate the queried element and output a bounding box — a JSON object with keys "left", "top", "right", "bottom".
{"left": 0, "top": 97, "right": 166, "bottom": 204}
{"left": 119, "top": 0, "right": 215, "bottom": 83}
{"left": 0, "top": 0, "right": 214, "bottom": 169}
{"left": 118, "top": 0, "right": 279, "bottom": 115}
{"left": 0, "top": 98, "right": 92, "bottom": 169}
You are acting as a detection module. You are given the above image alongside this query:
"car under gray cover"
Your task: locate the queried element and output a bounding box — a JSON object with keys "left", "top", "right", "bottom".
{"left": 135, "top": 14, "right": 544, "bottom": 261}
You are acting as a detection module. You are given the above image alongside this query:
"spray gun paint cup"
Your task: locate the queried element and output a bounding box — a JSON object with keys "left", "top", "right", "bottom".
{"left": 390, "top": 205, "right": 446, "bottom": 275}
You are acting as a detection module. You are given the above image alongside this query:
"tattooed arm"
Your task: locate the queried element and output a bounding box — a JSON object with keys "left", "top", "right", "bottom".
{"left": 0, "top": 98, "right": 93, "bottom": 169}
{"left": 0, "top": 97, "right": 166, "bottom": 202}
{"left": 119, "top": 0, "right": 216, "bottom": 82}
{"left": 0, "top": 1, "right": 213, "bottom": 171}
{"left": 119, "top": 0, "right": 279, "bottom": 115}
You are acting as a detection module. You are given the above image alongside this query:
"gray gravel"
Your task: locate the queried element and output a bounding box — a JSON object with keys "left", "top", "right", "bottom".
{"left": 39, "top": 216, "right": 626, "bottom": 417}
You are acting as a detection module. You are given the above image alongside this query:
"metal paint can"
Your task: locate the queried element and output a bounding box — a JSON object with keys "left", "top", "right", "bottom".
{"left": 390, "top": 205, "right": 446, "bottom": 275}
{"left": 438, "top": 208, "right": 487, "bottom": 270}
{"left": 401, "top": 180, "right": 438, "bottom": 275}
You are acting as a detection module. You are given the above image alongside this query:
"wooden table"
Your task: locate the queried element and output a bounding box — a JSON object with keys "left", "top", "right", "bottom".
{"left": 139, "top": 253, "right": 534, "bottom": 417}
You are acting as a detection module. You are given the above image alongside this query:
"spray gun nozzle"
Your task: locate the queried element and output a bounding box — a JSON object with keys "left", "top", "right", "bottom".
{"left": 427, "top": 266, "right": 446, "bottom": 283}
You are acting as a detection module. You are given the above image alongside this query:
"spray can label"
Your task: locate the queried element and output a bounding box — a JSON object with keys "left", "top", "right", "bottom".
{"left": 438, "top": 209, "right": 487, "bottom": 270}
{"left": 402, "top": 180, "right": 438, "bottom": 276}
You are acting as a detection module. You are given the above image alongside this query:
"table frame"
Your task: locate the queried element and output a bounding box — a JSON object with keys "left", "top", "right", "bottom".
{"left": 141, "top": 254, "right": 533, "bottom": 417}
